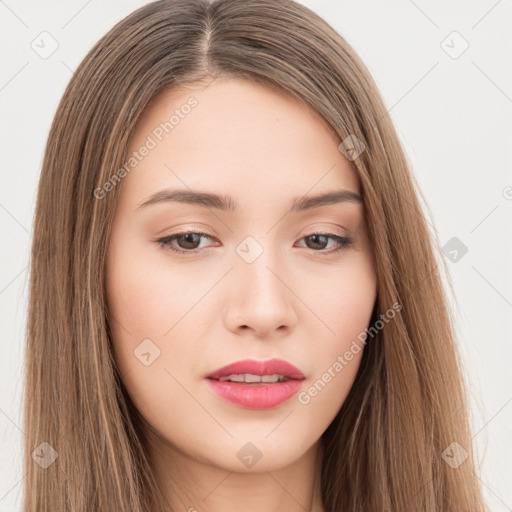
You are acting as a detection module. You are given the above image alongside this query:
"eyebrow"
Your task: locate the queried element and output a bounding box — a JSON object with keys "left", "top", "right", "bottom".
{"left": 136, "top": 188, "right": 363, "bottom": 212}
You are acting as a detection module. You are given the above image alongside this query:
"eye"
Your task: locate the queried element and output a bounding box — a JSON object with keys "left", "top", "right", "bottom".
{"left": 155, "top": 231, "right": 353, "bottom": 255}
{"left": 296, "top": 233, "right": 354, "bottom": 254}
{"left": 156, "top": 231, "right": 215, "bottom": 254}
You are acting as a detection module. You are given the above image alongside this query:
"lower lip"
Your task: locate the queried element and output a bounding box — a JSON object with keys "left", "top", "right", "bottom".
{"left": 206, "top": 379, "right": 303, "bottom": 409}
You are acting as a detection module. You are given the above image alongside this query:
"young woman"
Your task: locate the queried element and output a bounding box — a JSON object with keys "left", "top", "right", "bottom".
{"left": 24, "top": 0, "right": 489, "bottom": 510}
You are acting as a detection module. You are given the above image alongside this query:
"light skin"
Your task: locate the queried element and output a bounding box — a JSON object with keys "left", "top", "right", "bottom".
{"left": 105, "top": 77, "right": 378, "bottom": 512}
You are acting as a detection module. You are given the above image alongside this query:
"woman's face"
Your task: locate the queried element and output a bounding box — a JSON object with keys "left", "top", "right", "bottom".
{"left": 105, "top": 77, "right": 377, "bottom": 473}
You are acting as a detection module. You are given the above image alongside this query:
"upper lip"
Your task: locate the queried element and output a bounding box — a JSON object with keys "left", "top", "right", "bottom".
{"left": 206, "top": 358, "right": 305, "bottom": 380}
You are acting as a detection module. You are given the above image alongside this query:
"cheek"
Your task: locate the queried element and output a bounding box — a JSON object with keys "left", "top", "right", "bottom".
{"left": 106, "top": 238, "right": 210, "bottom": 340}
{"left": 105, "top": 245, "right": 207, "bottom": 439}
{"left": 304, "top": 249, "right": 377, "bottom": 346}
{"left": 105, "top": 238, "right": 220, "bottom": 405}
{"left": 296, "top": 256, "right": 376, "bottom": 411}
{"left": 105, "top": 234, "right": 171, "bottom": 379}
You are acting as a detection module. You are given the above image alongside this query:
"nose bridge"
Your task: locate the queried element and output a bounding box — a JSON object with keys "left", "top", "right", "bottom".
{"left": 234, "top": 233, "right": 284, "bottom": 297}
{"left": 225, "top": 232, "right": 297, "bottom": 333}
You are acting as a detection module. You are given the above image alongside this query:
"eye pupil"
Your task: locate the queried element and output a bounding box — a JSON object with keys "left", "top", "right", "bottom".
{"left": 179, "top": 233, "right": 201, "bottom": 249}
{"left": 306, "top": 234, "right": 328, "bottom": 250}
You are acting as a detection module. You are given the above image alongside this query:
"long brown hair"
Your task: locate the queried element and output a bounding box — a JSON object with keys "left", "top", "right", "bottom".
{"left": 24, "top": 0, "right": 488, "bottom": 510}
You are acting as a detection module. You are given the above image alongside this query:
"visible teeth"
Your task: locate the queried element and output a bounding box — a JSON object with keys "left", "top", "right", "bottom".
{"left": 218, "top": 373, "right": 288, "bottom": 383}
{"left": 261, "top": 374, "right": 281, "bottom": 383}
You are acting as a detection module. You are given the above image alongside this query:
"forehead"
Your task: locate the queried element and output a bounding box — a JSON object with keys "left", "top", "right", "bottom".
{"left": 122, "top": 77, "right": 361, "bottom": 209}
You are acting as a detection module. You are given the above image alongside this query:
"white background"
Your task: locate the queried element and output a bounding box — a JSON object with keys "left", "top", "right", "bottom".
{"left": 0, "top": 1, "right": 511, "bottom": 510}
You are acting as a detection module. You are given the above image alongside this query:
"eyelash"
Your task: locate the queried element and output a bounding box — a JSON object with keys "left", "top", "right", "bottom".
{"left": 155, "top": 230, "right": 353, "bottom": 256}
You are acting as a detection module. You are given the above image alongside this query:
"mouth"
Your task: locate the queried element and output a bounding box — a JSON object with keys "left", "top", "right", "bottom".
{"left": 212, "top": 373, "right": 292, "bottom": 384}
{"left": 206, "top": 357, "right": 305, "bottom": 381}
{"left": 205, "top": 358, "right": 305, "bottom": 409}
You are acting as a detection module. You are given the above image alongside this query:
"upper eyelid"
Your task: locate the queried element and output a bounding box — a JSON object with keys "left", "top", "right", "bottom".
{"left": 160, "top": 221, "right": 351, "bottom": 236}
{"left": 160, "top": 228, "right": 348, "bottom": 239}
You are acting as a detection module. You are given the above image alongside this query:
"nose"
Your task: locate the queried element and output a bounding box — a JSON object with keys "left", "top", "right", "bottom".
{"left": 222, "top": 242, "right": 298, "bottom": 338}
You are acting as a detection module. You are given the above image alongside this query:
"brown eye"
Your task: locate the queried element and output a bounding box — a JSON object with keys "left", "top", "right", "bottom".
{"left": 174, "top": 233, "right": 203, "bottom": 250}
{"left": 304, "top": 234, "right": 329, "bottom": 250}
{"left": 297, "top": 233, "right": 354, "bottom": 254}
{"left": 156, "top": 232, "right": 214, "bottom": 254}
{"left": 156, "top": 231, "right": 353, "bottom": 256}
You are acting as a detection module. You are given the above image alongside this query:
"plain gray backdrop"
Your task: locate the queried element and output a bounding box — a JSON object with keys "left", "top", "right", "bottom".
{"left": 1, "top": 1, "right": 511, "bottom": 510}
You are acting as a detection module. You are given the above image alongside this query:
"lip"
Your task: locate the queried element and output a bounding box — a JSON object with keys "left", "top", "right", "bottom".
{"left": 206, "top": 358, "right": 305, "bottom": 380}
{"left": 205, "top": 358, "right": 305, "bottom": 410}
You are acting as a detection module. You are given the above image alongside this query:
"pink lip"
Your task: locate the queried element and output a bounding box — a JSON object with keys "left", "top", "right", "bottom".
{"left": 205, "top": 358, "right": 305, "bottom": 410}
{"left": 206, "top": 358, "right": 305, "bottom": 380}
